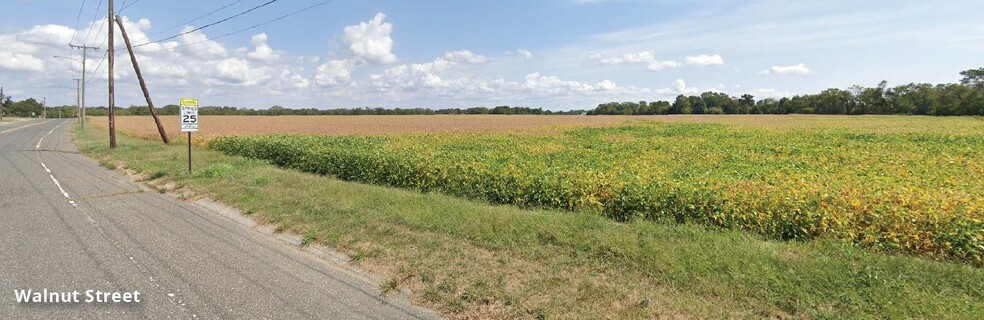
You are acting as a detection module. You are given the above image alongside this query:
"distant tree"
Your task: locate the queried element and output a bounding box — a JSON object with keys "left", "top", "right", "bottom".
{"left": 689, "top": 96, "right": 707, "bottom": 114}
{"left": 268, "top": 105, "right": 286, "bottom": 116}
{"left": 737, "top": 94, "right": 754, "bottom": 114}
{"left": 649, "top": 100, "right": 671, "bottom": 115}
{"left": 959, "top": 68, "right": 984, "bottom": 89}
{"left": 8, "top": 98, "right": 42, "bottom": 117}
{"left": 670, "top": 95, "right": 691, "bottom": 114}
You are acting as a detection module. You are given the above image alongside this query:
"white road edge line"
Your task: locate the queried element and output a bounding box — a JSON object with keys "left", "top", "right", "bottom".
{"left": 34, "top": 120, "right": 196, "bottom": 315}
{"left": 36, "top": 119, "right": 81, "bottom": 210}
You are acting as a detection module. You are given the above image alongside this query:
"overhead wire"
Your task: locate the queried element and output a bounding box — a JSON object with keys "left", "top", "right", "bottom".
{"left": 147, "top": 0, "right": 338, "bottom": 53}
{"left": 119, "top": 0, "right": 143, "bottom": 13}
{"left": 123, "top": 0, "right": 245, "bottom": 47}
{"left": 130, "top": 0, "right": 280, "bottom": 49}
{"left": 81, "top": 0, "right": 104, "bottom": 45}
{"left": 86, "top": 51, "right": 109, "bottom": 85}
{"left": 70, "top": 0, "right": 89, "bottom": 45}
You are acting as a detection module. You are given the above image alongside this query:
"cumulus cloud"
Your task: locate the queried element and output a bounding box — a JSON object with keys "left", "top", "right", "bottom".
{"left": 0, "top": 24, "right": 78, "bottom": 72}
{"left": 759, "top": 63, "right": 811, "bottom": 75}
{"left": 647, "top": 60, "right": 682, "bottom": 71}
{"left": 655, "top": 79, "right": 701, "bottom": 95}
{"left": 178, "top": 26, "right": 228, "bottom": 60}
{"left": 246, "top": 33, "right": 282, "bottom": 63}
{"left": 517, "top": 49, "right": 534, "bottom": 60}
{"left": 342, "top": 13, "right": 397, "bottom": 65}
{"left": 315, "top": 59, "right": 353, "bottom": 87}
{"left": 684, "top": 54, "right": 724, "bottom": 66}
{"left": 0, "top": 51, "right": 45, "bottom": 71}
{"left": 442, "top": 50, "right": 487, "bottom": 64}
{"left": 752, "top": 88, "right": 792, "bottom": 97}
{"left": 592, "top": 51, "right": 682, "bottom": 72}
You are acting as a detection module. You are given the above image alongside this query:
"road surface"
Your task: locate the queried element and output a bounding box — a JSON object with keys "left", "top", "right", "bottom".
{"left": 0, "top": 119, "right": 438, "bottom": 319}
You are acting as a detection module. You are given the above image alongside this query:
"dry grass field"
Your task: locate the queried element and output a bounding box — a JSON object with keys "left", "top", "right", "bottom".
{"left": 92, "top": 114, "right": 984, "bottom": 141}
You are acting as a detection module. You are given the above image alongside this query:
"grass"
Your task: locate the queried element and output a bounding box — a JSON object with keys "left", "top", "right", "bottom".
{"left": 74, "top": 124, "right": 984, "bottom": 319}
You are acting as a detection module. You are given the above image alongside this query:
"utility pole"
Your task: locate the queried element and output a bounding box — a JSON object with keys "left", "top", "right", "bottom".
{"left": 42, "top": 97, "right": 46, "bottom": 119}
{"left": 116, "top": 15, "right": 170, "bottom": 144}
{"left": 68, "top": 45, "right": 98, "bottom": 129}
{"left": 1, "top": 86, "right": 5, "bottom": 123}
{"left": 75, "top": 78, "right": 82, "bottom": 122}
{"left": 108, "top": 0, "right": 117, "bottom": 149}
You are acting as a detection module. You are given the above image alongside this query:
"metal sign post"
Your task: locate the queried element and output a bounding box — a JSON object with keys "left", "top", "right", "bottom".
{"left": 180, "top": 98, "right": 199, "bottom": 173}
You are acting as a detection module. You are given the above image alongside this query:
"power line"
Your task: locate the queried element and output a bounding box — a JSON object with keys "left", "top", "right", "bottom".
{"left": 86, "top": 51, "right": 109, "bottom": 84}
{"left": 119, "top": 0, "right": 143, "bottom": 13}
{"left": 148, "top": 0, "right": 338, "bottom": 53}
{"left": 127, "top": 0, "right": 245, "bottom": 46}
{"left": 82, "top": 0, "right": 104, "bottom": 45}
{"left": 131, "top": 0, "right": 279, "bottom": 49}
{"left": 70, "top": 0, "right": 89, "bottom": 45}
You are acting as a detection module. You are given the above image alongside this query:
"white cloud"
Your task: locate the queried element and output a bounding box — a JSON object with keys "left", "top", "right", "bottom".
{"left": 212, "top": 58, "right": 269, "bottom": 86}
{"left": 593, "top": 51, "right": 682, "bottom": 72}
{"left": 315, "top": 59, "right": 353, "bottom": 87}
{"left": 753, "top": 88, "right": 793, "bottom": 98}
{"left": 442, "top": 50, "right": 487, "bottom": 64}
{"left": 277, "top": 70, "right": 311, "bottom": 90}
{"left": 684, "top": 54, "right": 724, "bottom": 66}
{"left": 647, "top": 60, "right": 682, "bottom": 71}
{"left": 0, "top": 51, "right": 44, "bottom": 71}
{"left": 342, "top": 13, "right": 397, "bottom": 65}
{"left": 517, "top": 49, "right": 534, "bottom": 60}
{"left": 655, "top": 79, "right": 701, "bottom": 95}
{"left": 759, "top": 63, "right": 811, "bottom": 75}
{"left": 246, "top": 33, "right": 282, "bottom": 63}
{"left": 178, "top": 26, "right": 228, "bottom": 60}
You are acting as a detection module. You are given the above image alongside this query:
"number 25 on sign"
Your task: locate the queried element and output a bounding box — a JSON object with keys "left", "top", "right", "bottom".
{"left": 180, "top": 98, "right": 199, "bottom": 173}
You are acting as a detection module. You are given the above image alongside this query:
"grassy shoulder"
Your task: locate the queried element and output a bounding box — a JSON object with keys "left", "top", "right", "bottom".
{"left": 74, "top": 125, "right": 983, "bottom": 319}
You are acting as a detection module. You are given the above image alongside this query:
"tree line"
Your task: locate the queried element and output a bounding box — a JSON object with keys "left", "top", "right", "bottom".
{"left": 4, "top": 68, "right": 982, "bottom": 118}
{"left": 588, "top": 69, "right": 984, "bottom": 116}
{"left": 77, "top": 105, "right": 588, "bottom": 116}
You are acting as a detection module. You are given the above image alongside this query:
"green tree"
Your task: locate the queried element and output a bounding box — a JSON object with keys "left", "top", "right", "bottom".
{"left": 670, "top": 95, "right": 691, "bottom": 114}
{"left": 959, "top": 68, "right": 984, "bottom": 89}
{"left": 690, "top": 95, "right": 707, "bottom": 114}
{"left": 738, "top": 94, "right": 754, "bottom": 114}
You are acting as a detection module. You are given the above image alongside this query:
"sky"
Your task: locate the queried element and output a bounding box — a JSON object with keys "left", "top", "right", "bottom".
{"left": 1, "top": 0, "right": 982, "bottom": 110}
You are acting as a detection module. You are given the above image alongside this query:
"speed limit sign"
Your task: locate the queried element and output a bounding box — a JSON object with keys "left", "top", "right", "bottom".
{"left": 180, "top": 98, "right": 199, "bottom": 132}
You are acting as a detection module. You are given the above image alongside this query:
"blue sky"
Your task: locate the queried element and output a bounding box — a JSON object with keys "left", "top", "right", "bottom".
{"left": 1, "top": 0, "right": 982, "bottom": 110}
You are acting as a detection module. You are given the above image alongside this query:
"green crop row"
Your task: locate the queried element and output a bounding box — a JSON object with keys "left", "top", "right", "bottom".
{"left": 209, "top": 122, "right": 983, "bottom": 264}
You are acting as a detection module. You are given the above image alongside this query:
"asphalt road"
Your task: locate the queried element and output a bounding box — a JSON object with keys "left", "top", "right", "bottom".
{"left": 0, "top": 119, "right": 438, "bottom": 319}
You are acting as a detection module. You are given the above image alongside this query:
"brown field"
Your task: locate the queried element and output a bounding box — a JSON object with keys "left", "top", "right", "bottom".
{"left": 90, "top": 114, "right": 984, "bottom": 142}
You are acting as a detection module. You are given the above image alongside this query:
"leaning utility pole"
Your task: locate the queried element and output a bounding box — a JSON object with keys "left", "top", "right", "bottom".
{"left": 68, "top": 44, "right": 98, "bottom": 129}
{"left": 116, "top": 15, "right": 170, "bottom": 144}
{"left": 108, "top": 0, "right": 117, "bottom": 149}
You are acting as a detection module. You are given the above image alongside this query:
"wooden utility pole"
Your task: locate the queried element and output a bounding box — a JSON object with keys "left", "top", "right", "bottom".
{"left": 75, "top": 78, "right": 82, "bottom": 121}
{"left": 115, "top": 15, "right": 170, "bottom": 144}
{"left": 69, "top": 44, "right": 98, "bottom": 128}
{"left": 108, "top": 0, "right": 117, "bottom": 149}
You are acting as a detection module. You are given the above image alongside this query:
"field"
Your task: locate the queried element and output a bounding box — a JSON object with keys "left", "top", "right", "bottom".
{"left": 208, "top": 117, "right": 984, "bottom": 263}
{"left": 95, "top": 114, "right": 984, "bottom": 262}
{"left": 95, "top": 115, "right": 658, "bottom": 139}
{"left": 93, "top": 114, "right": 984, "bottom": 140}
{"left": 75, "top": 117, "right": 984, "bottom": 318}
